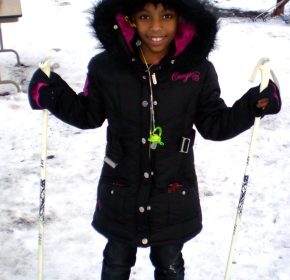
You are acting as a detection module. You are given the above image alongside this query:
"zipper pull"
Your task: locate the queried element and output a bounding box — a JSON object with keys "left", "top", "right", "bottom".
{"left": 152, "top": 73, "right": 157, "bottom": 85}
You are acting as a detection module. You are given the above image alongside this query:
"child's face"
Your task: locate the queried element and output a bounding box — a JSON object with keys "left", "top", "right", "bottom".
{"left": 132, "top": 3, "right": 179, "bottom": 64}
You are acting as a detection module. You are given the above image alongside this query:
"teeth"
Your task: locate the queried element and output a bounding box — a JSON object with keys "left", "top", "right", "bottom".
{"left": 151, "top": 37, "right": 163, "bottom": 42}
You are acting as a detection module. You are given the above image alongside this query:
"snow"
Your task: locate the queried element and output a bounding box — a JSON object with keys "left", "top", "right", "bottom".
{"left": 213, "top": 0, "right": 271, "bottom": 11}
{"left": 0, "top": 0, "right": 289, "bottom": 279}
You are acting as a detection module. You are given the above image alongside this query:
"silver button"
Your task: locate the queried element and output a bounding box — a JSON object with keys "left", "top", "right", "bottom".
{"left": 171, "top": 60, "right": 175, "bottom": 64}
{"left": 141, "top": 138, "right": 146, "bottom": 144}
{"left": 142, "top": 101, "right": 149, "bottom": 107}
{"left": 110, "top": 190, "right": 114, "bottom": 195}
{"left": 139, "top": 206, "right": 145, "bottom": 213}
{"left": 153, "top": 100, "right": 158, "bottom": 106}
{"left": 142, "top": 75, "right": 146, "bottom": 80}
{"left": 144, "top": 172, "right": 150, "bottom": 179}
{"left": 147, "top": 206, "right": 152, "bottom": 211}
{"left": 151, "top": 171, "right": 154, "bottom": 176}
{"left": 131, "top": 57, "right": 136, "bottom": 62}
{"left": 182, "top": 190, "right": 186, "bottom": 196}
{"left": 113, "top": 25, "right": 118, "bottom": 30}
{"left": 142, "top": 238, "right": 148, "bottom": 245}
{"left": 136, "top": 40, "right": 141, "bottom": 47}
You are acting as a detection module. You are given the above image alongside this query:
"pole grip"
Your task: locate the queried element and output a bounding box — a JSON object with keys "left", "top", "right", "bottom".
{"left": 249, "top": 57, "right": 271, "bottom": 92}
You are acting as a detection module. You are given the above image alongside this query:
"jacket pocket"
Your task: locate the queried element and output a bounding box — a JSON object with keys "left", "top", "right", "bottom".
{"left": 149, "top": 185, "right": 201, "bottom": 229}
{"left": 168, "top": 185, "right": 201, "bottom": 225}
{"left": 98, "top": 181, "right": 135, "bottom": 225}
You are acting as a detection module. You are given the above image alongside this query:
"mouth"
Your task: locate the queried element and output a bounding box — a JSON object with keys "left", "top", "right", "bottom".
{"left": 151, "top": 37, "right": 164, "bottom": 42}
{"left": 147, "top": 36, "right": 166, "bottom": 46}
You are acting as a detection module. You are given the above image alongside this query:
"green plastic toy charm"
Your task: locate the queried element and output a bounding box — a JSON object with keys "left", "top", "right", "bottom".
{"left": 148, "top": 127, "right": 164, "bottom": 149}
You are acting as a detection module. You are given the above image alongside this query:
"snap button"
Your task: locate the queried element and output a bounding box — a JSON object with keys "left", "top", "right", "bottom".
{"left": 144, "top": 172, "right": 150, "bottom": 179}
{"left": 142, "top": 238, "right": 148, "bottom": 245}
{"left": 131, "top": 57, "right": 136, "bottom": 62}
{"left": 142, "top": 75, "right": 146, "bottom": 80}
{"left": 151, "top": 171, "right": 154, "bottom": 176}
{"left": 113, "top": 25, "right": 118, "bottom": 30}
{"left": 182, "top": 190, "right": 186, "bottom": 196}
{"left": 110, "top": 190, "right": 114, "bottom": 195}
{"left": 142, "top": 100, "right": 149, "bottom": 107}
{"left": 171, "top": 60, "right": 175, "bottom": 64}
{"left": 141, "top": 138, "right": 146, "bottom": 144}
{"left": 139, "top": 206, "right": 145, "bottom": 213}
{"left": 147, "top": 206, "right": 152, "bottom": 211}
{"left": 153, "top": 100, "right": 158, "bottom": 106}
{"left": 136, "top": 40, "right": 141, "bottom": 47}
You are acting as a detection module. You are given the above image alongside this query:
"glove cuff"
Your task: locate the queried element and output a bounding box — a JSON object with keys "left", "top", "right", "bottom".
{"left": 31, "top": 82, "right": 48, "bottom": 109}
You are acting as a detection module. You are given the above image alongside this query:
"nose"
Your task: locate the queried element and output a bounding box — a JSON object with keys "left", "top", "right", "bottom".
{"left": 150, "top": 17, "right": 162, "bottom": 32}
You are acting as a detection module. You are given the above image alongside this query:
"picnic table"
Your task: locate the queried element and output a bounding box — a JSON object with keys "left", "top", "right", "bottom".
{"left": 0, "top": 0, "right": 22, "bottom": 92}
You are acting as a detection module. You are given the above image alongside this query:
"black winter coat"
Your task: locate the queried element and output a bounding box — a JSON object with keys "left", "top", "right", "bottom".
{"left": 39, "top": 0, "right": 258, "bottom": 247}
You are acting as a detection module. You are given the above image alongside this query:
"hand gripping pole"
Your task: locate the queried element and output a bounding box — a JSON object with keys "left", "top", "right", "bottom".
{"left": 38, "top": 54, "right": 51, "bottom": 280}
{"left": 224, "top": 58, "right": 278, "bottom": 280}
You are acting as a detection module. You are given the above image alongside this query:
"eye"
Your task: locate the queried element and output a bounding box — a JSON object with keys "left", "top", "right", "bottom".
{"left": 162, "top": 11, "right": 176, "bottom": 20}
{"left": 138, "top": 13, "right": 150, "bottom": 20}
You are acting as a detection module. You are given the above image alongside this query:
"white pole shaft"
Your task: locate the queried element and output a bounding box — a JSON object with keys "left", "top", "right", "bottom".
{"left": 224, "top": 117, "right": 260, "bottom": 280}
{"left": 224, "top": 58, "right": 271, "bottom": 280}
{"left": 37, "top": 56, "right": 51, "bottom": 280}
{"left": 38, "top": 109, "right": 48, "bottom": 280}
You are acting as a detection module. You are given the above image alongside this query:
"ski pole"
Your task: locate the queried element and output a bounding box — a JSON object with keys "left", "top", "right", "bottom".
{"left": 224, "top": 57, "right": 279, "bottom": 280}
{"left": 38, "top": 54, "right": 51, "bottom": 280}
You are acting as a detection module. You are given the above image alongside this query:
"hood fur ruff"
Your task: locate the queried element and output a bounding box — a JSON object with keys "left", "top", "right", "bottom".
{"left": 90, "top": 0, "right": 218, "bottom": 64}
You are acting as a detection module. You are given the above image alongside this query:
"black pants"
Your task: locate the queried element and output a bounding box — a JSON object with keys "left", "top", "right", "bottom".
{"left": 101, "top": 240, "right": 185, "bottom": 280}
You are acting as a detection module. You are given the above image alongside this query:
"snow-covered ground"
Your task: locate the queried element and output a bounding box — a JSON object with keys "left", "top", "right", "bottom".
{"left": 0, "top": 0, "right": 289, "bottom": 279}
{"left": 213, "top": 0, "right": 279, "bottom": 11}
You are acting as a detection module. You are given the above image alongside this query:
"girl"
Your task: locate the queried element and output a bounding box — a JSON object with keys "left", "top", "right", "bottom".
{"left": 28, "top": 0, "right": 281, "bottom": 279}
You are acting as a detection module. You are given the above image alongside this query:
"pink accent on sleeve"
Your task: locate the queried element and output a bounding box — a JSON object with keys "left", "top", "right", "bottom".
{"left": 272, "top": 83, "right": 281, "bottom": 107}
{"left": 174, "top": 20, "right": 196, "bottom": 57}
{"left": 115, "top": 13, "right": 136, "bottom": 53}
{"left": 32, "top": 82, "right": 48, "bottom": 108}
{"left": 83, "top": 76, "right": 89, "bottom": 97}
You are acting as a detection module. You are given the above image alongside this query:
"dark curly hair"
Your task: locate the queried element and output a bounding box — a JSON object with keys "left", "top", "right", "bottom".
{"left": 120, "top": 0, "right": 183, "bottom": 18}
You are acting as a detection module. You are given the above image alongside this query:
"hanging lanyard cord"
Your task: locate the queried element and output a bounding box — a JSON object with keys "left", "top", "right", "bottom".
{"left": 139, "top": 47, "right": 156, "bottom": 136}
{"left": 139, "top": 47, "right": 164, "bottom": 157}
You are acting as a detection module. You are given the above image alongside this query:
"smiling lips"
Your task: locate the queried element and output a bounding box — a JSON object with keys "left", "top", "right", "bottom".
{"left": 151, "top": 37, "right": 163, "bottom": 41}
{"left": 148, "top": 36, "right": 166, "bottom": 46}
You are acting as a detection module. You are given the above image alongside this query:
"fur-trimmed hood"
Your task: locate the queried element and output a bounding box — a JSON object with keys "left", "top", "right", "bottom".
{"left": 90, "top": 0, "right": 218, "bottom": 64}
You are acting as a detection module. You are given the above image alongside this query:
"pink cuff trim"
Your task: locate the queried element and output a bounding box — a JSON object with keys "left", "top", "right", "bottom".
{"left": 272, "top": 83, "right": 281, "bottom": 107}
{"left": 32, "top": 82, "right": 48, "bottom": 108}
{"left": 83, "top": 76, "right": 89, "bottom": 97}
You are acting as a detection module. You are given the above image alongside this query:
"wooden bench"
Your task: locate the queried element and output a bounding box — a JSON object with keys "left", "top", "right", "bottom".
{"left": 0, "top": 0, "right": 22, "bottom": 92}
